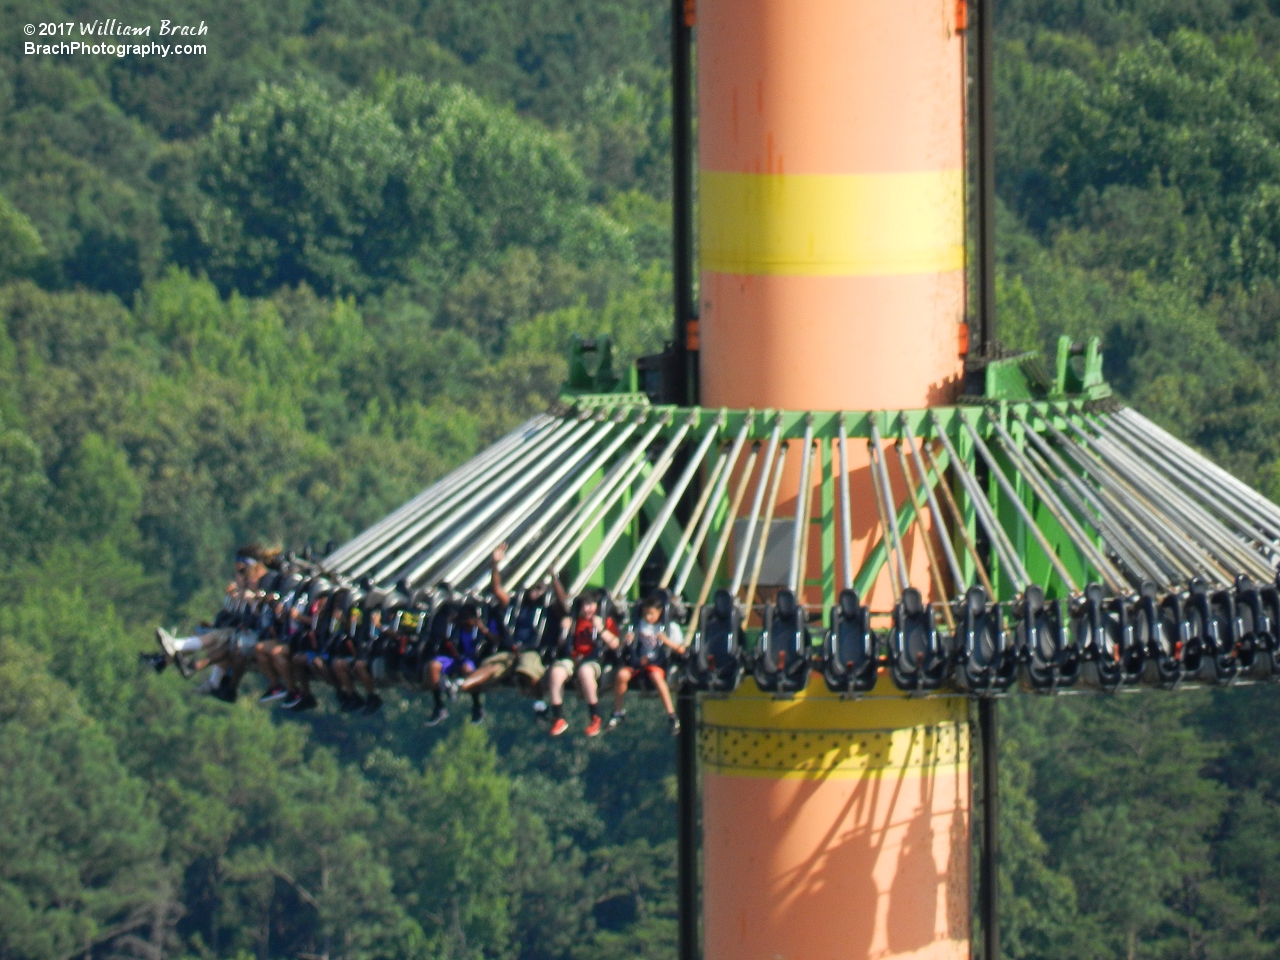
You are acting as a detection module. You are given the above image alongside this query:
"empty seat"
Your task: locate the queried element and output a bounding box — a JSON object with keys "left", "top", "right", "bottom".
{"left": 1018, "top": 584, "right": 1079, "bottom": 692}
{"left": 822, "top": 588, "right": 877, "bottom": 694}
{"left": 755, "top": 589, "right": 811, "bottom": 694}
{"left": 888, "top": 588, "right": 947, "bottom": 692}
{"left": 954, "top": 586, "right": 1016, "bottom": 694}
{"left": 685, "top": 589, "right": 744, "bottom": 693}
{"left": 1076, "top": 582, "right": 1143, "bottom": 691}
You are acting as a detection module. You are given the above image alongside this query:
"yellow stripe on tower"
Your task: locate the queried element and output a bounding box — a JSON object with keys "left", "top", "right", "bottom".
{"left": 700, "top": 169, "right": 964, "bottom": 276}
{"left": 700, "top": 679, "right": 969, "bottom": 780}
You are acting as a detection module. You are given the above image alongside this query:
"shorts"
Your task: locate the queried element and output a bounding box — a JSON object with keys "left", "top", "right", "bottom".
{"left": 553, "top": 658, "right": 602, "bottom": 682}
{"left": 305, "top": 650, "right": 328, "bottom": 666}
{"left": 197, "top": 628, "right": 235, "bottom": 661}
{"left": 435, "top": 655, "right": 476, "bottom": 676}
{"left": 625, "top": 662, "right": 667, "bottom": 680}
{"left": 482, "top": 650, "right": 546, "bottom": 684}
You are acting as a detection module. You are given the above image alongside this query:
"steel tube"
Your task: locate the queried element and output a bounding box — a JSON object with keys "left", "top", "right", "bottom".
{"left": 788, "top": 420, "right": 816, "bottom": 594}
{"left": 732, "top": 418, "right": 783, "bottom": 594}
{"left": 571, "top": 416, "right": 698, "bottom": 595}
{"left": 675, "top": 420, "right": 753, "bottom": 596}
{"left": 613, "top": 416, "right": 726, "bottom": 598}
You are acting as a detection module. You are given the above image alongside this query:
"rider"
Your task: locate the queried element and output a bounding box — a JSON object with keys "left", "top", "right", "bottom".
{"left": 459, "top": 544, "right": 552, "bottom": 700}
{"left": 155, "top": 546, "right": 275, "bottom": 700}
{"left": 546, "top": 587, "right": 618, "bottom": 737}
{"left": 610, "top": 593, "right": 685, "bottom": 735}
{"left": 425, "top": 597, "right": 494, "bottom": 726}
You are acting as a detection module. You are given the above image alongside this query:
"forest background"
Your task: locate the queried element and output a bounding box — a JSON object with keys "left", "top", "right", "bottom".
{"left": 4, "top": 0, "right": 1280, "bottom": 958}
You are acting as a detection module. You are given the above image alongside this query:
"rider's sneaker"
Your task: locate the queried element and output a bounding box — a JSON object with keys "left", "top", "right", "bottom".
{"left": 156, "top": 626, "right": 178, "bottom": 658}
{"left": 339, "top": 691, "right": 365, "bottom": 713}
{"left": 470, "top": 702, "right": 486, "bottom": 725}
{"left": 280, "top": 690, "right": 303, "bottom": 709}
{"left": 156, "top": 628, "right": 193, "bottom": 678}
{"left": 425, "top": 706, "right": 449, "bottom": 727}
{"left": 532, "top": 700, "right": 549, "bottom": 723}
{"left": 668, "top": 714, "right": 682, "bottom": 736}
{"left": 362, "top": 693, "right": 383, "bottom": 715}
{"left": 585, "top": 715, "right": 602, "bottom": 737}
{"left": 549, "top": 717, "right": 569, "bottom": 737}
{"left": 258, "top": 685, "right": 287, "bottom": 704}
{"left": 139, "top": 653, "right": 168, "bottom": 674}
{"left": 443, "top": 678, "right": 460, "bottom": 702}
{"left": 608, "top": 710, "right": 626, "bottom": 729}
{"left": 290, "top": 692, "right": 318, "bottom": 712}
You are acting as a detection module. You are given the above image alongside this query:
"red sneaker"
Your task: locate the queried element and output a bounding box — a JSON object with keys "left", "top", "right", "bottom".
{"left": 585, "top": 716, "right": 602, "bottom": 737}
{"left": 550, "top": 717, "right": 569, "bottom": 737}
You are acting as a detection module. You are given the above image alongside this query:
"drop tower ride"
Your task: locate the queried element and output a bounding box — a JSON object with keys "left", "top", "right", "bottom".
{"left": 693, "top": 1, "right": 970, "bottom": 957}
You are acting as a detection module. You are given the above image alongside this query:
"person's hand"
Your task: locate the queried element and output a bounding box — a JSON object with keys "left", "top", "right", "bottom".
{"left": 592, "top": 614, "right": 604, "bottom": 632}
{"left": 492, "top": 542, "right": 507, "bottom": 565}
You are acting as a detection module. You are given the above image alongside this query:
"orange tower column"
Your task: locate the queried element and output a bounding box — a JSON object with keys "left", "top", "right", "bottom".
{"left": 695, "top": 0, "right": 971, "bottom": 957}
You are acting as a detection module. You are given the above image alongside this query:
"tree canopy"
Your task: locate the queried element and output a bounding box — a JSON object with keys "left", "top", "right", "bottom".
{"left": 4, "top": 2, "right": 1280, "bottom": 959}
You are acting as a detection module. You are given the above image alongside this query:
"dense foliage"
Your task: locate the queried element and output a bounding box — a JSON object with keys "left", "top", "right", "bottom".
{"left": 4, "top": 0, "right": 1280, "bottom": 958}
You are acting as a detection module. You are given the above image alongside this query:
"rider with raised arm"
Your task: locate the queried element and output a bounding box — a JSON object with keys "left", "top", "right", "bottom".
{"left": 459, "top": 544, "right": 551, "bottom": 699}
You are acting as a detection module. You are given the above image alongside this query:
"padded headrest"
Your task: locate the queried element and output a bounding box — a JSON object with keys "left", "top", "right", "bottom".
{"left": 1188, "top": 576, "right": 1208, "bottom": 596}
{"left": 1140, "top": 580, "right": 1159, "bottom": 600}
{"left": 901, "top": 587, "right": 924, "bottom": 618}
{"left": 1022, "top": 583, "right": 1044, "bottom": 613}
{"left": 838, "top": 589, "right": 860, "bottom": 620}
{"left": 775, "top": 589, "right": 798, "bottom": 619}
{"left": 1085, "top": 582, "right": 1106, "bottom": 603}
{"left": 1235, "top": 574, "right": 1255, "bottom": 592}
{"left": 713, "top": 588, "right": 734, "bottom": 619}
{"left": 966, "top": 585, "right": 988, "bottom": 615}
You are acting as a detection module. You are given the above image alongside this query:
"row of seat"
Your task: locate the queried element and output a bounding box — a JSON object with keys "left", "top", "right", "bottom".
{"left": 685, "top": 574, "right": 1280, "bottom": 697}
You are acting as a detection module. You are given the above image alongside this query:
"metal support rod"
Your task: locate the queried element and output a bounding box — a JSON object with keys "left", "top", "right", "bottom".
{"left": 697, "top": 444, "right": 761, "bottom": 612}
{"left": 788, "top": 419, "right": 816, "bottom": 594}
{"left": 732, "top": 418, "right": 783, "bottom": 594}
{"left": 677, "top": 686, "right": 698, "bottom": 960}
{"left": 614, "top": 415, "right": 725, "bottom": 598}
{"left": 923, "top": 442, "right": 996, "bottom": 598}
{"left": 572, "top": 416, "right": 697, "bottom": 595}
{"left": 975, "top": 0, "right": 996, "bottom": 357}
{"left": 675, "top": 422, "right": 752, "bottom": 596}
{"left": 837, "top": 418, "right": 855, "bottom": 591}
{"left": 869, "top": 418, "right": 911, "bottom": 590}
{"left": 661, "top": 449, "right": 730, "bottom": 589}
{"left": 958, "top": 415, "right": 1080, "bottom": 594}
{"left": 979, "top": 696, "right": 1000, "bottom": 960}
{"left": 745, "top": 443, "right": 789, "bottom": 619}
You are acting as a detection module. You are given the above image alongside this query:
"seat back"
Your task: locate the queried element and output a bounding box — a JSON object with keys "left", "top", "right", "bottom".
{"left": 823, "top": 588, "right": 876, "bottom": 693}
{"left": 889, "top": 587, "right": 944, "bottom": 691}
{"left": 688, "top": 589, "right": 743, "bottom": 692}
{"left": 755, "top": 589, "right": 810, "bottom": 693}
{"left": 955, "top": 586, "right": 1013, "bottom": 693}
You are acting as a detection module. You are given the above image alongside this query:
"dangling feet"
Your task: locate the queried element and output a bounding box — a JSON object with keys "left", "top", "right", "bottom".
{"left": 608, "top": 709, "right": 626, "bottom": 730}
{"left": 362, "top": 693, "right": 383, "bottom": 715}
{"left": 668, "top": 713, "right": 681, "bottom": 736}
{"left": 426, "top": 704, "right": 450, "bottom": 726}
{"left": 426, "top": 690, "right": 449, "bottom": 726}
{"left": 258, "top": 685, "right": 288, "bottom": 704}
{"left": 469, "top": 696, "right": 485, "bottom": 725}
{"left": 585, "top": 704, "right": 602, "bottom": 738}
{"left": 549, "top": 702, "right": 567, "bottom": 736}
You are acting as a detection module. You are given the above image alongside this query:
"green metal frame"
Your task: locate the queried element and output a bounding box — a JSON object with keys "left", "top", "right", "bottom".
{"left": 559, "top": 338, "right": 1115, "bottom": 610}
